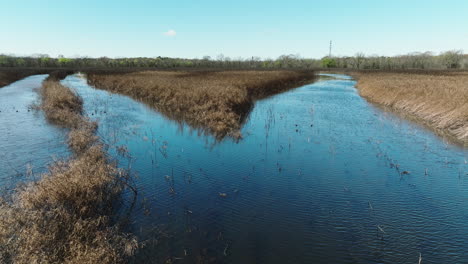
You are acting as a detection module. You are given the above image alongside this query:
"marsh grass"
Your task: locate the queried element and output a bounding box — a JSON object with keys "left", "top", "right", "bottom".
{"left": 0, "top": 68, "right": 44, "bottom": 87}
{"left": 0, "top": 68, "right": 73, "bottom": 88}
{"left": 86, "top": 70, "right": 316, "bottom": 139}
{"left": 0, "top": 80, "right": 137, "bottom": 263}
{"left": 353, "top": 71, "right": 468, "bottom": 145}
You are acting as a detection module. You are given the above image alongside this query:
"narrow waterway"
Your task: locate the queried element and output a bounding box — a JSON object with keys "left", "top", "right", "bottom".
{"left": 1, "top": 73, "right": 467, "bottom": 263}
{"left": 0, "top": 75, "right": 69, "bottom": 192}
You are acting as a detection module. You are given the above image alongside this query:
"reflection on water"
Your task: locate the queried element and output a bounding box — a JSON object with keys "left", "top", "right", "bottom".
{"left": 62, "top": 73, "right": 467, "bottom": 263}
{"left": 0, "top": 75, "right": 69, "bottom": 192}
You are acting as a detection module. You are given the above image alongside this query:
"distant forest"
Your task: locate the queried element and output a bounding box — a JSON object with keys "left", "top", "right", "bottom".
{"left": 0, "top": 50, "right": 466, "bottom": 70}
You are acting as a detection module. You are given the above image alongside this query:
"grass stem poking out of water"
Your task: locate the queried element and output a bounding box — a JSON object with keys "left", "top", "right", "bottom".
{"left": 353, "top": 71, "right": 468, "bottom": 145}
{"left": 0, "top": 79, "right": 137, "bottom": 263}
{"left": 85, "top": 70, "right": 316, "bottom": 140}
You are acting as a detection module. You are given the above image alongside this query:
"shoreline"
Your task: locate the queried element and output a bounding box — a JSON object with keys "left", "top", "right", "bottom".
{"left": 351, "top": 71, "right": 468, "bottom": 147}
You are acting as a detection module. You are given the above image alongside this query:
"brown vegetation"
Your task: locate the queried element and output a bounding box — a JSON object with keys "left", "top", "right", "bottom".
{"left": 0, "top": 68, "right": 75, "bottom": 88}
{"left": 0, "top": 68, "right": 44, "bottom": 87}
{"left": 353, "top": 71, "right": 468, "bottom": 145}
{"left": 86, "top": 70, "right": 316, "bottom": 139}
{"left": 0, "top": 80, "right": 137, "bottom": 263}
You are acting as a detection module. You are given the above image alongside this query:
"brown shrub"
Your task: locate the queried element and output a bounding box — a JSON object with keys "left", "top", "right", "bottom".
{"left": 353, "top": 72, "right": 468, "bottom": 145}
{"left": 86, "top": 70, "right": 316, "bottom": 139}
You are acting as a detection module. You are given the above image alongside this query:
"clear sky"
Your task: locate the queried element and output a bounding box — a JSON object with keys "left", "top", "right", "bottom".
{"left": 0, "top": 0, "right": 466, "bottom": 59}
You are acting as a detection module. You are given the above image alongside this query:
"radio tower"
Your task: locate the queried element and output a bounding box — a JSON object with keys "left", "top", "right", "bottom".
{"left": 329, "top": 40, "right": 332, "bottom": 57}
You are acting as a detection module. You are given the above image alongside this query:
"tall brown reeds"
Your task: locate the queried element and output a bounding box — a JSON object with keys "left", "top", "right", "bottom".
{"left": 353, "top": 72, "right": 468, "bottom": 145}
{"left": 0, "top": 68, "right": 75, "bottom": 88}
{"left": 0, "top": 68, "right": 43, "bottom": 87}
{"left": 86, "top": 70, "right": 316, "bottom": 139}
{"left": 0, "top": 80, "right": 137, "bottom": 263}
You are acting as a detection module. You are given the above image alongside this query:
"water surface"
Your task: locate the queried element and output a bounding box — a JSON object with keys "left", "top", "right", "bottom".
{"left": 57, "top": 74, "right": 468, "bottom": 262}
{"left": 0, "top": 75, "right": 69, "bottom": 191}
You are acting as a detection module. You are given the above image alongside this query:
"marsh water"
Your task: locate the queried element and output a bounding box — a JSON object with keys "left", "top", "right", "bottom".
{"left": 0, "top": 75, "right": 69, "bottom": 192}
{"left": 1, "top": 74, "right": 467, "bottom": 263}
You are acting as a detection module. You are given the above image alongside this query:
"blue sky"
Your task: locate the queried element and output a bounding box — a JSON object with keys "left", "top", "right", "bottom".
{"left": 0, "top": 0, "right": 466, "bottom": 59}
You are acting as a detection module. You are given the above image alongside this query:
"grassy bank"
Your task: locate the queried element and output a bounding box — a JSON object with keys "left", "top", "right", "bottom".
{"left": 353, "top": 71, "right": 468, "bottom": 145}
{"left": 86, "top": 70, "right": 316, "bottom": 139}
{"left": 0, "top": 80, "right": 137, "bottom": 263}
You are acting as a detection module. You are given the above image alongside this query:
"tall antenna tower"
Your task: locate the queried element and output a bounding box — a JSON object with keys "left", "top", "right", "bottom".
{"left": 329, "top": 40, "right": 332, "bottom": 57}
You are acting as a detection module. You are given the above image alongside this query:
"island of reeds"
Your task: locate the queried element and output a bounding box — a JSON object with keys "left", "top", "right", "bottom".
{"left": 85, "top": 70, "right": 317, "bottom": 139}
{"left": 0, "top": 76, "right": 137, "bottom": 264}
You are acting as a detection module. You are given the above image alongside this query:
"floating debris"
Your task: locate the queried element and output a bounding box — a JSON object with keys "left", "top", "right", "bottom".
{"left": 377, "top": 225, "right": 386, "bottom": 234}
{"left": 219, "top": 192, "right": 227, "bottom": 197}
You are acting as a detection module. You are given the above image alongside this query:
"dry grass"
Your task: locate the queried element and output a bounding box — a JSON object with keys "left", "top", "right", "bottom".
{"left": 0, "top": 68, "right": 44, "bottom": 87}
{"left": 353, "top": 71, "right": 468, "bottom": 145}
{"left": 0, "top": 80, "right": 137, "bottom": 263}
{"left": 0, "top": 68, "right": 74, "bottom": 88}
{"left": 86, "top": 70, "right": 316, "bottom": 139}
{"left": 40, "top": 80, "right": 85, "bottom": 128}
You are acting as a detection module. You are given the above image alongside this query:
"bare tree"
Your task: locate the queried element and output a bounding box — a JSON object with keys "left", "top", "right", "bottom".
{"left": 352, "top": 52, "right": 365, "bottom": 69}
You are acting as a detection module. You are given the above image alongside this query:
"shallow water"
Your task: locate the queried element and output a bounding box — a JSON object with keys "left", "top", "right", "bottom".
{"left": 61, "top": 74, "right": 468, "bottom": 263}
{"left": 11, "top": 73, "right": 468, "bottom": 263}
{"left": 0, "top": 75, "right": 69, "bottom": 191}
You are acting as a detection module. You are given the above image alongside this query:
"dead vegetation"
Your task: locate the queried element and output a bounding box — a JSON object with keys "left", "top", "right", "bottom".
{"left": 40, "top": 80, "right": 85, "bottom": 127}
{"left": 353, "top": 71, "right": 468, "bottom": 145}
{"left": 0, "top": 68, "right": 44, "bottom": 87}
{"left": 86, "top": 70, "right": 316, "bottom": 139}
{"left": 0, "top": 80, "right": 137, "bottom": 263}
{"left": 0, "top": 68, "right": 75, "bottom": 88}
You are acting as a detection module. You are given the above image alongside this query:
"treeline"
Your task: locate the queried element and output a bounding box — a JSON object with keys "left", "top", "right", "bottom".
{"left": 327, "top": 50, "right": 467, "bottom": 70}
{"left": 0, "top": 50, "right": 466, "bottom": 70}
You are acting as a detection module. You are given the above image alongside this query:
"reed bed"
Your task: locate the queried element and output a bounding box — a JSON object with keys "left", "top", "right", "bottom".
{"left": 0, "top": 68, "right": 43, "bottom": 87}
{"left": 354, "top": 72, "right": 468, "bottom": 145}
{"left": 86, "top": 70, "right": 316, "bottom": 139}
{"left": 0, "top": 80, "right": 137, "bottom": 263}
{"left": 0, "top": 68, "right": 74, "bottom": 88}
